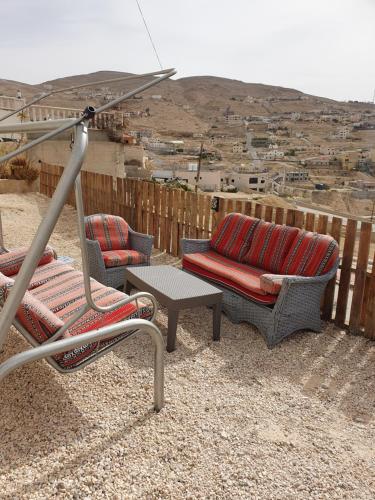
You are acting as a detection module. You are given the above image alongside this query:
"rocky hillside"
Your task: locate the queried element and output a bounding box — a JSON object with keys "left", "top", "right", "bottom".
{"left": 1, "top": 71, "right": 371, "bottom": 135}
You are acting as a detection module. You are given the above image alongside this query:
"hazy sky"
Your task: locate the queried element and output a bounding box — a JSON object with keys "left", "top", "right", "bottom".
{"left": 1, "top": 0, "right": 374, "bottom": 101}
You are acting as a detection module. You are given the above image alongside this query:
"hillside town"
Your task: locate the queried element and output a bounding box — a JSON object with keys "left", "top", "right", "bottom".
{"left": 1, "top": 0, "right": 375, "bottom": 497}
{"left": 2, "top": 77, "right": 374, "bottom": 219}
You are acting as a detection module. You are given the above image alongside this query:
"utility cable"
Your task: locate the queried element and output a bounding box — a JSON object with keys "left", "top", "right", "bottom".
{"left": 135, "top": 0, "right": 163, "bottom": 70}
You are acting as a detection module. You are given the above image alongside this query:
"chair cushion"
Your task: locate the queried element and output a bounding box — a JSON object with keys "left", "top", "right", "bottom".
{"left": 102, "top": 249, "right": 148, "bottom": 268}
{"left": 210, "top": 213, "right": 259, "bottom": 261}
{"left": 0, "top": 272, "right": 16, "bottom": 305}
{"left": 182, "top": 250, "right": 277, "bottom": 305}
{"left": 85, "top": 214, "right": 129, "bottom": 251}
{"left": 7, "top": 264, "right": 153, "bottom": 370}
{"left": 27, "top": 260, "right": 77, "bottom": 290}
{"left": 281, "top": 231, "right": 339, "bottom": 276}
{"left": 0, "top": 245, "right": 55, "bottom": 277}
{"left": 54, "top": 287, "right": 152, "bottom": 369}
{"left": 0, "top": 272, "right": 65, "bottom": 342}
{"left": 242, "top": 221, "right": 299, "bottom": 273}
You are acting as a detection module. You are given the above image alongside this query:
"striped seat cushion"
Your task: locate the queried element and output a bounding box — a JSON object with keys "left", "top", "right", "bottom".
{"left": 281, "top": 231, "right": 339, "bottom": 276}
{"left": 210, "top": 213, "right": 259, "bottom": 261}
{"left": 242, "top": 221, "right": 299, "bottom": 273}
{"left": 27, "top": 260, "right": 77, "bottom": 290}
{"left": 102, "top": 249, "right": 147, "bottom": 268}
{"left": 182, "top": 250, "right": 277, "bottom": 305}
{"left": 0, "top": 245, "right": 55, "bottom": 277}
{"left": 54, "top": 288, "right": 152, "bottom": 369}
{"left": 85, "top": 214, "right": 129, "bottom": 251}
{"left": 7, "top": 264, "right": 153, "bottom": 370}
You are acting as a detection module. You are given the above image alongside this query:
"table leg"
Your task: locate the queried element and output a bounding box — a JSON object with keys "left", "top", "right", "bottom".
{"left": 212, "top": 300, "right": 222, "bottom": 341}
{"left": 124, "top": 279, "right": 132, "bottom": 295}
{"left": 167, "top": 309, "right": 179, "bottom": 352}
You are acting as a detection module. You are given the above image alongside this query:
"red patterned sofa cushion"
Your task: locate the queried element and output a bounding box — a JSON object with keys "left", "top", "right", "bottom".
{"left": 102, "top": 249, "right": 147, "bottom": 268}
{"left": 54, "top": 287, "right": 152, "bottom": 369}
{"left": 0, "top": 272, "right": 65, "bottom": 342}
{"left": 30, "top": 269, "right": 103, "bottom": 313}
{"left": 182, "top": 250, "right": 277, "bottom": 305}
{"left": 210, "top": 213, "right": 259, "bottom": 261}
{"left": 0, "top": 272, "right": 15, "bottom": 305}
{"left": 5, "top": 262, "right": 153, "bottom": 370}
{"left": 16, "top": 291, "right": 65, "bottom": 343}
{"left": 281, "top": 231, "right": 339, "bottom": 276}
{"left": 27, "top": 260, "right": 77, "bottom": 290}
{"left": 85, "top": 214, "right": 129, "bottom": 251}
{"left": 243, "top": 221, "right": 299, "bottom": 273}
{"left": 0, "top": 245, "right": 55, "bottom": 277}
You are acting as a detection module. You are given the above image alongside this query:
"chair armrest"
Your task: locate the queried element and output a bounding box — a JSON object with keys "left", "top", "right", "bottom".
{"left": 86, "top": 239, "right": 107, "bottom": 282}
{"left": 180, "top": 238, "right": 211, "bottom": 255}
{"left": 128, "top": 229, "right": 153, "bottom": 258}
{"left": 261, "top": 271, "right": 335, "bottom": 295}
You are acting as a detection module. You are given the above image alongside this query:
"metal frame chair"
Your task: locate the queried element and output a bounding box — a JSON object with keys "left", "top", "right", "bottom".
{"left": 0, "top": 68, "right": 176, "bottom": 411}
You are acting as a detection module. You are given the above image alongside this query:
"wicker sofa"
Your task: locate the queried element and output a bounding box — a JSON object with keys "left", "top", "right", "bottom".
{"left": 85, "top": 214, "right": 153, "bottom": 289}
{"left": 181, "top": 213, "right": 339, "bottom": 348}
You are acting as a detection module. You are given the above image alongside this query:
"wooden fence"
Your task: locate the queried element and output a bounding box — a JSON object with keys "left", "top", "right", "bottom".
{"left": 40, "top": 163, "right": 375, "bottom": 340}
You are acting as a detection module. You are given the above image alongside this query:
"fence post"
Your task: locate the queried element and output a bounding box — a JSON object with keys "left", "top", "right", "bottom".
{"left": 349, "top": 222, "right": 372, "bottom": 334}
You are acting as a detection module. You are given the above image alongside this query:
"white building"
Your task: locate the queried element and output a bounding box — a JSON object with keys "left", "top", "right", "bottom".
{"left": 232, "top": 143, "right": 244, "bottom": 154}
{"left": 285, "top": 171, "right": 309, "bottom": 182}
{"left": 263, "top": 150, "right": 284, "bottom": 160}
{"left": 176, "top": 170, "right": 221, "bottom": 191}
{"left": 224, "top": 114, "right": 242, "bottom": 126}
{"left": 291, "top": 112, "right": 301, "bottom": 121}
{"left": 223, "top": 172, "right": 268, "bottom": 193}
{"left": 336, "top": 126, "right": 351, "bottom": 140}
{"left": 320, "top": 146, "right": 337, "bottom": 155}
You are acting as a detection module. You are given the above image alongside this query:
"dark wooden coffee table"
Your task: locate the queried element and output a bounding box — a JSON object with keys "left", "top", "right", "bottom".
{"left": 124, "top": 265, "right": 223, "bottom": 352}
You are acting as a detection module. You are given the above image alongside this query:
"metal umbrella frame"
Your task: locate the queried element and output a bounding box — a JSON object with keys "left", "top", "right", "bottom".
{"left": 0, "top": 68, "right": 176, "bottom": 411}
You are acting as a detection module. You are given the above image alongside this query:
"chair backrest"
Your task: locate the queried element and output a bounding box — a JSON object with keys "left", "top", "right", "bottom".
{"left": 85, "top": 214, "right": 129, "bottom": 251}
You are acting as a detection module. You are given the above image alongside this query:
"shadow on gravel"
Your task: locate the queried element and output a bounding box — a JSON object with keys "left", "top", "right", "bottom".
{"left": 115, "top": 303, "right": 375, "bottom": 424}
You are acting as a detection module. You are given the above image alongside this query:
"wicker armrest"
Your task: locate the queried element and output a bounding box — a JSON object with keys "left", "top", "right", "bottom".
{"left": 86, "top": 239, "right": 107, "bottom": 282}
{"left": 128, "top": 229, "right": 154, "bottom": 257}
{"left": 180, "top": 238, "right": 211, "bottom": 255}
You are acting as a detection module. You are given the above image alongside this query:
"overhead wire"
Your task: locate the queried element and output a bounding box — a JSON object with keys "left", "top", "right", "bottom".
{"left": 135, "top": 0, "right": 163, "bottom": 70}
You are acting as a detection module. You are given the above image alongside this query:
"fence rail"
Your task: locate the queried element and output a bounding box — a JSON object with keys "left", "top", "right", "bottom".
{"left": 40, "top": 163, "right": 375, "bottom": 340}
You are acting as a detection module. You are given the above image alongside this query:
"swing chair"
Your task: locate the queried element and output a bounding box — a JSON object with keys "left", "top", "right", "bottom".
{"left": 0, "top": 68, "right": 176, "bottom": 411}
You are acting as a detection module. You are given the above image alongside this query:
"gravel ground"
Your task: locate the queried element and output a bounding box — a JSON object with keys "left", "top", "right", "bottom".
{"left": 0, "top": 193, "right": 374, "bottom": 499}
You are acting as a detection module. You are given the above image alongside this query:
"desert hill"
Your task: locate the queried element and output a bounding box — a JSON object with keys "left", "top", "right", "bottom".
{"left": 1, "top": 71, "right": 372, "bottom": 134}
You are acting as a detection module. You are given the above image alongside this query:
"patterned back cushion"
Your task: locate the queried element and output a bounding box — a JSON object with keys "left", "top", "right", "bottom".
{"left": 16, "top": 292, "right": 64, "bottom": 343}
{"left": 0, "top": 272, "right": 63, "bottom": 343}
{"left": 281, "top": 231, "right": 339, "bottom": 276}
{"left": 0, "top": 272, "right": 14, "bottom": 305}
{"left": 243, "top": 221, "right": 299, "bottom": 273}
{"left": 85, "top": 214, "right": 129, "bottom": 251}
{"left": 0, "top": 245, "right": 55, "bottom": 277}
{"left": 210, "top": 213, "right": 259, "bottom": 261}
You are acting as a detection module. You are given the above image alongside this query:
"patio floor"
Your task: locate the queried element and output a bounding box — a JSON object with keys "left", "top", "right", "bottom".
{"left": 0, "top": 193, "right": 374, "bottom": 499}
